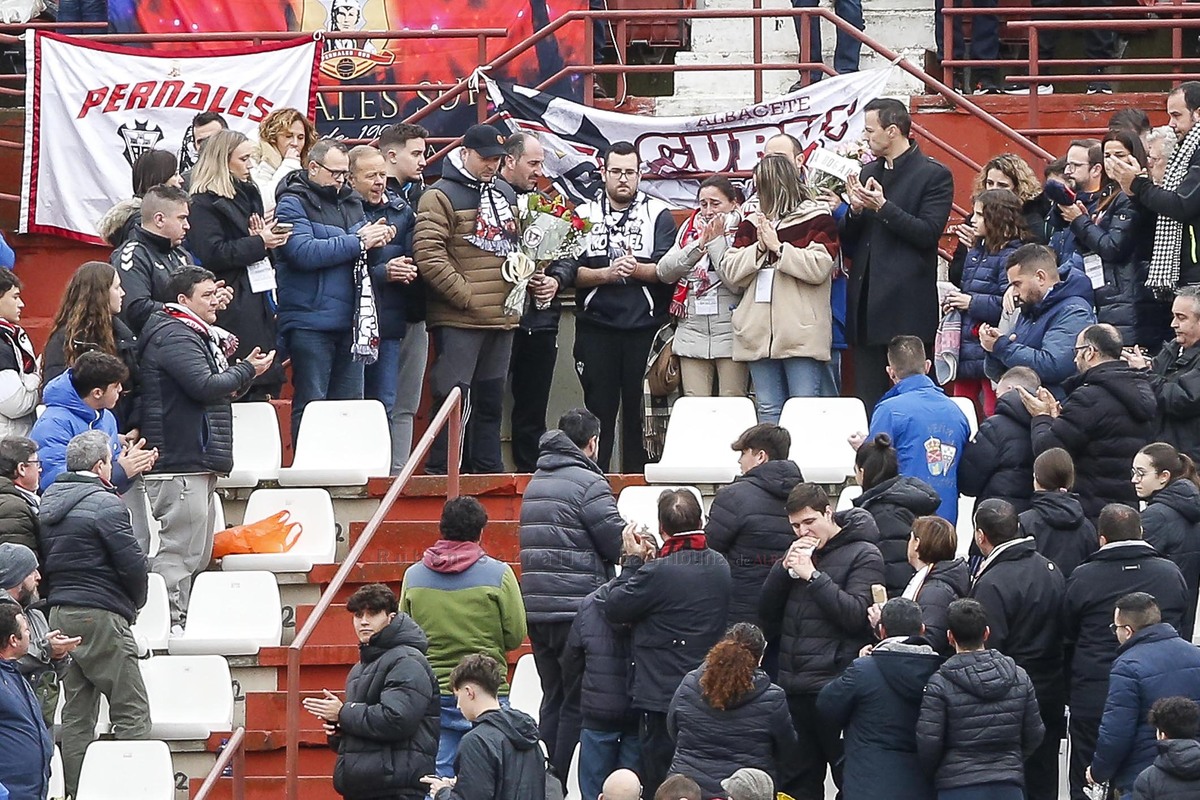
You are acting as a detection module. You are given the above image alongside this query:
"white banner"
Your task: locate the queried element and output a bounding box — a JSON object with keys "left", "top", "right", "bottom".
{"left": 487, "top": 67, "right": 895, "bottom": 207}
{"left": 20, "top": 32, "right": 321, "bottom": 242}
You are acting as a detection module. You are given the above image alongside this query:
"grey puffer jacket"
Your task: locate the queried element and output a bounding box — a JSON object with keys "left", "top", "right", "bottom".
{"left": 656, "top": 213, "right": 740, "bottom": 360}
{"left": 916, "top": 648, "right": 1044, "bottom": 791}
{"left": 518, "top": 430, "right": 624, "bottom": 623}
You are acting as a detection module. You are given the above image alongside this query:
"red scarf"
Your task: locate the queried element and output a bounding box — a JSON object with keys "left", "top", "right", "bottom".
{"left": 0, "top": 319, "right": 35, "bottom": 373}
{"left": 659, "top": 532, "right": 708, "bottom": 557}
{"left": 669, "top": 211, "right": 715, "bottom": 318}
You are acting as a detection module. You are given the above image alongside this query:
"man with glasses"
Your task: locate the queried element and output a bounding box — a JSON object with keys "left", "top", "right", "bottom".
{"left": 1017, "top": 323, "right": 1156, "bottom": 522}
{"left": 1088, "top": 592, "right": 1200, "bottom": 800}
{"left": 568, "top": 141, "right": 676, "bottom": 474}
{"left": 276, "top": 138, "right": 396, "bottom": 440}
{"left": 0, "top": 437, "right": 41, "bottom": 553}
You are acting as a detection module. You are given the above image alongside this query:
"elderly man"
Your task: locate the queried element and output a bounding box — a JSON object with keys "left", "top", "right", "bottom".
{"left": 1126, "top": 285, "right": 1200, "bottom": 461}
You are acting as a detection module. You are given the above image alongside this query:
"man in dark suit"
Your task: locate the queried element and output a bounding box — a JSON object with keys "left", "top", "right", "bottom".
{"left": 839, "top": 97, "right": 954, "bottom": 411}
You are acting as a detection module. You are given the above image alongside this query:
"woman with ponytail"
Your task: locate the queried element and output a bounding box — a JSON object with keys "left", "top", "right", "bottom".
{"left": 1132, "top": 442, "right": 1200, "bottom": 635}
{"left": 666, "top": 623, "right": 796, "bottom": 797}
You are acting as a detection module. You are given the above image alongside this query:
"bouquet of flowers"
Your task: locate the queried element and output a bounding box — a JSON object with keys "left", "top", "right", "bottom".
{"left": 805, "top": 136, "right": 876, "bottom": 198}
{"left": 502, "top": 193, "right": 593, "bottom": 316}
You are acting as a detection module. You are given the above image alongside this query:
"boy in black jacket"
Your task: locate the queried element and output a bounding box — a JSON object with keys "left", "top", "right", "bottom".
{"left": 1133, "top": 696, "right": 1200, "bottom": 799}
{"left": 1019, "top": 448, "right": 1098, "bottom": 578}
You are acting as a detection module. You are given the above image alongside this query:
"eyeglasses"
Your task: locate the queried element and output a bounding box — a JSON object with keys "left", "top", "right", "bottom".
{"left": 1131, "top": 467, "right": 1161, "bottom": 479}
{"left": 1073, "top": 344, "right": 1094, "bottom": 353}
{"left": 1065, "top": 161, "right": 1092, "bottom": 171}
{"left": 315, "top": 161, "right": 350, "bottom": 180}
{"left": 606, "top": 168, "right": 639, "bottom": 180}
{"left": 1109, "top": 622, "right": 1132, "bottom": 635}
{"left": 21, "top": 459, "right": 39, "bottom": 470}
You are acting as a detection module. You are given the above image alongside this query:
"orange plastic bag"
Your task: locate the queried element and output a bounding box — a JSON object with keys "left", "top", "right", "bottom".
{"left": 212, "top": 510, "right": 303, "bottom": 559}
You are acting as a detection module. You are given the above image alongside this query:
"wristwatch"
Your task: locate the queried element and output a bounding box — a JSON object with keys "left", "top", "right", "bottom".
{"left": 808, "top": 570, "right": 824, "bottom": 583}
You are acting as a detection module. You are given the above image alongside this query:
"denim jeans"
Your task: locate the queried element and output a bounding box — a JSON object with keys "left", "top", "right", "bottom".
{"left": 285, "top": 328, "right": 364, "bottom": 442}
{"left": 820, "top": 350, "right": 843, "bottom": 397}
{"left": 578, "top": 728, "right": 641, "bottom": 800}
{"left": 436, "top": 694, "right": 509, "bottom": 777}
{"left": 58, "top": 0, "right": 107, "bottom": 23}
{"left": 790, "top": 0, "right": 864, "bottom": 77}
{"left": 364, "top": 336, "right": 402, "bottom": 470}
{"left": 749, "top": 356, "right": 828, "bottom": 424}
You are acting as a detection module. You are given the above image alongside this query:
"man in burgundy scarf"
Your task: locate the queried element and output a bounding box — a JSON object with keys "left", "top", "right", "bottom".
{"left": 604, "top": 489, "right": 732, "bottom": 798}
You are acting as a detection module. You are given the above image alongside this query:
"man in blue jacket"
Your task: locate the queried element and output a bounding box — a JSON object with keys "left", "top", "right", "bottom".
{"left": 983, "top": 243, "right": 1095, "bottom": 399}
{"left": 274, "top": 139, "right": 397, "bottom": 440}
{"left": 0, "top": 603, "right": 52, "bottom": 800}
{"left": 1089, "top": 591, "right": 1200, "bottom": 798}
{"left": 855, "top": 335, "right": 969, "bottom": 523}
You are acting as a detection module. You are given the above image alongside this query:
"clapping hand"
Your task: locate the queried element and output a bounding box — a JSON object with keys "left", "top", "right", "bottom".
{"left": 1058, "top": 201, "right": 1086, "bottom": 224}
{"left": 620, "top": 521, "right": 656, "bottom": 561}
{"left": 245, "top": 347, "right": 276, "bottom": 377}
{"left": 698, "top": 214, "right": 726, "bottom": 245}
{"left": 422, "top": 776, "right": 456, "bottom": 795}
{"left": 302, "top": 689, "right": 344, "bottom": 722}
{"left": 609, "top": 254, "right": 637, "bottom": 282}
{"left": 385, "top": 256, "right": 418, "bottom": 284}
{"left": 850, "top": 176, "right": 886, "bottom": 212}
{"left": 1016, "top": 385, "right": 1060, "bottom": 418}
{"left": 754, "top": 213, "right": 781, "bottom": 255}
{"left": 117, "top": 437, "right": 157, "bottom": 479}
{"left": 358, "top": 218, "right": 396, "bottom": 249}
{"left": 213, "top": 280, "right": 234, "bottom": 310}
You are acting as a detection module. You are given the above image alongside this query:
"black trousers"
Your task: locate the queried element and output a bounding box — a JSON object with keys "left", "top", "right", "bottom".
{"left": 638, "top": 710, "right": 674, "bottom": 800}
{"left": 1027, "top": 700, "right": 1066, "bottom": 800}
{"left": 1068, "top": 712, "right": 1101, "bottom": 800}
{"left": 852, "top": 342, "right": 891, "bottom": 416}
{"left": 573, "top": 320, "right": 656, "bottom": 473}
{"left": 783, "top": 692, "right": 843, "bottom": 800}
{"left": 510, "top": 329, "right": 559, "bottom": 473}
{"left": 528, "top": 621, "right": 578, "bottom": 780}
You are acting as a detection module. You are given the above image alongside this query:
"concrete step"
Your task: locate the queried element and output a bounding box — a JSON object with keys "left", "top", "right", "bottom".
{"left": 188, "top": 775, "right": 341, "bottom": 800}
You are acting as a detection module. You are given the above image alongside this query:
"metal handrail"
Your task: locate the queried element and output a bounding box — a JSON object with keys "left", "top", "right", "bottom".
{"left": 284, "top": 386, "right": 463, "bottom": 800}
{"left": 194, "top": 727, "right": 246, "bottom": 800}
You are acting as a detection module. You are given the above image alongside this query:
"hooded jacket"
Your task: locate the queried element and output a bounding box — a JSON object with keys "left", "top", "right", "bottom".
{"left": 1140, "top": 479, "right": 1200, "bottom": 637}
{"left": 38, "top": 472, "right": 147, "bottom": 623}
{"left": 112, "top": 224, "right": 195, "bottom": 334}
{"left": 913, "top": 558, "right": 971, "bottom": 657}
{"left": 957, "top": 240, "right": 1023, "bottom": 380}
{"left": 331, "top": 614, "right": 439, "bottom": 800}
{"left": 759, "top": 508, "right": 885, "bottom": 694}
{"left": 518, "top": 430, "right": 624, "bottom": 624}
{"left": 1019, "top": 491, "right": 1098, "bottom": 578}
{"left": 705, "top": 458, "right": 803, "bottom": 626}
{"left": 274, "top": 170, "right": 368, "bottom": 334}
{"left": 1149, "top": 342, "right": 1200, "bottom": 462}
{"left": 970, "top": 538, "right": 1066, "bottom": 708}
{"left": 1092, "top": 623, "right": 1200, "bottom": 791}
{"left": 817, "top": 636, "right": 943, "bottom": 800}
{"left": 0, "top": 658, "right": 52, "bottom": 800}
{"left": 41, "top": 316, "right": 140, "bottom": 430}
{"left": 413, "top": 150, "right": 519, "bottom": 331}
{"left": 984, "top": 269, "right": 1096, "bottom": 398}
{"left": 433, "top": 706, "right": 545, "bottom": 800}
{"left": 667, "top": 666, "right": 797, "bottom": 798}
{"left": 31, "top": 371, "right": 127, "bottom": 493}
{"left": 853, "top": 475, "right": 940, "bottom": 596}
{"left": 562, "top": 583, "right": 634, "bottom": 732}
{"left": 96, "top": 197, "right": 140, "bottom": 247}
{"left": 400, "top": 543, "right": 526, "bottom": 694}
{"left": 1031, "top": 361, "right": 1159, "bottom": 519}
{"left": 916, "top": 649, "right": 1044, "bottom": 790}
{"left": 137, "top": 310, "right": 256, "bottom": 475}
{"left": 1063, "top": 541, "right": 1190, "bottom": 719}
{"left": 868, "top": 374, "right": 967, "bottom": 523}
{"left": 958, "top": 391, "right": 1035, "bottom": 513}
{"left": 1133, "top": 739, "right": 1200, "bottom": 800}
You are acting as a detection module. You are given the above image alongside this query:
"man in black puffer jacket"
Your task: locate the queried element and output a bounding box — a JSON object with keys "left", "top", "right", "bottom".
{"left": 138, "top": 267, "right": 271, "bottom": 627}
{"left": 706, "top": 423, "right": 802, "bottom": 627}
{"left": 1134, "top": 287, "right": 1200, "bottom": 461}
{"left": 303, "top": 584, "right": 438, "bottom": 800}
{"left": 1062, "top": 505, "right": 1189, "bottom": 800}
{"left": 959, "top": 366, "right": 1039, "bottom": 514}
{"left": 917, "top": 599, "right": 1044, "bottom": 799}
{"left": 518, "top": 408, "right": 623, "bottom": 779}
{"left": 1025, "top": 324, "right": 1158, "bottom": 520}
{"left": 970, "top": 499, "right": 1066, "bottom": 800}
{"left": 759, "top": 483, "right": 884, "bottom": 800}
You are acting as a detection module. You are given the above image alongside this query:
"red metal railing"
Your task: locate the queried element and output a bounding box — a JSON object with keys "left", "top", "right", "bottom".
{"left": 193, "top": 727, "right": 246, "bottom": 800}
{"left": 284, "top": 386, "right": 462, "bottom": 800}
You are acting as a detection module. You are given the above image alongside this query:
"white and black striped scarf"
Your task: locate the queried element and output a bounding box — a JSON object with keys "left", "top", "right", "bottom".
{"left": 1148, "top": 123, "right": 1200, "bottom": 294}
{"left": 351, "top": 242, "right": 379, "bottom": 365}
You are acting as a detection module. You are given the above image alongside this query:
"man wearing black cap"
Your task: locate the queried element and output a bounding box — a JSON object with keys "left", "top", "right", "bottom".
{"left": 414, "top": 123, "right": 520, "bottom": 474}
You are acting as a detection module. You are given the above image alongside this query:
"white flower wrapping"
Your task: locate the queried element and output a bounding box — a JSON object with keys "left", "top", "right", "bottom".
{"left": 502, "top": 209, "right": 590, "bottom": 316}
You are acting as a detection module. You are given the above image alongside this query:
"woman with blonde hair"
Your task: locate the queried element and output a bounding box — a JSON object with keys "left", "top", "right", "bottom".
{"left": 186, "top": 129, "right": 290, "bottom": 398}
{"left": 720, "top": 154, "right": 839, "bottom": 423}
{"left": 251, "top": 107, "right": 318, "bottom": 213}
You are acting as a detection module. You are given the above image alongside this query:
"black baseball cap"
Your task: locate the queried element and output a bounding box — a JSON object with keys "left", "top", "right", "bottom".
{"left": 462, "top": 124, "right": 507, "bottom": 158}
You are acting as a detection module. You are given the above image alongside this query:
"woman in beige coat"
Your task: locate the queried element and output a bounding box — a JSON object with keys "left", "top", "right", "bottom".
{"left": 719, "top": 155, "right": 840, "bottom": 423}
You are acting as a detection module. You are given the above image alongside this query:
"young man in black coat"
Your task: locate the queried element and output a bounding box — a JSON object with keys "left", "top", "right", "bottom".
{"left": 706, "top": 423, "right": 803, "bottom": 627}
{"left": 959, "top": 366, "right": 1039, "bottom": 514}
{"left": 1062, "top": 504, "right": 1190, "bottom": 800}
{"left": 817, "top": 598, "right": 941, "bottom": 800}
{"left": 113, "top": 185, "right": 200, "bottom": 334}
{"left": 303, "top": 584, "right": 439, "bottom": 800}
{"left": 604, "top": 489, "right": 732, "bottom": 799}
{"left": 759, "top": 483, "right": 885, "bottom": 800}
{"left": 1019, "top": 447, "right": 1097, "bottom": 578}
{"left": 969, "top": 498, "right": 1066, "bottom": 800}
{"left": 839, "top": 98, "right": 954, "bottom": 411}
{"left": 916, "top": 599, "right": 1044, "bottom": 800}
{"left": 1133, "top": 697, "right": 1200, "bottom": 800}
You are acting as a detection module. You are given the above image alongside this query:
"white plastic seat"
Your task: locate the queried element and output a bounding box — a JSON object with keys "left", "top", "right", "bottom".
{"left": 951, "top": 396, "right": 980, "bottom": 437}
{"left": 616, "top": 485, "right": 703, "bottom": 541}
{"left": 212, "top": 493, "right": 226, "bottom": 534}
{"left": 138, "top": 655, "right": 234, "bottom": 739}
{"left": 643, "top": 397, "right": 758, "bottom": 484}
{"left": 167, "top": 571, "right": 282, "bottom": 656}
{"left": 49, "top": 745, "right": 63, "bottom": 800}
{"left": 508, "top": 653, "right": 542, "bottom": 724}
{"left": 75, "top": 740, "right": 174, "bottom": 800}
{"left": 836, "top": 485, "right": 863, "bottom": 511}
{"left": 221, "top": 488, "right": 337, "bottom": 573}
{"left": 956, "top": 495, "right": 976, "bottom": 559}
{"left": 131, "top": 573, "right": 170, "bottom": 653}
{"left": 217, "top": 402, "right": 283, "bottom": 488}
{"left": 778, "top": 397, "right": 868, "bottom": 484}
{"left": 278, "top": 399, "right": 390, "bottom": 486}
{"left": 566, "top": 742, "right": 581, "bottom": 800}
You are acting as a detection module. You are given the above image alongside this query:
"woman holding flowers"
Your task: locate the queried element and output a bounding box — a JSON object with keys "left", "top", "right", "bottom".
{"left": 656, "top": 176, "right": 746, "bottom": 397}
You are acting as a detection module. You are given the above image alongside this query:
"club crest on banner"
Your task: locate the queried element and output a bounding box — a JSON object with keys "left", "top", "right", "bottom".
{"left": 116, "top": 120, "right": 165, "bottom": 167}
{"left": 295, "top": 0, "right": 395, "bottom": 80}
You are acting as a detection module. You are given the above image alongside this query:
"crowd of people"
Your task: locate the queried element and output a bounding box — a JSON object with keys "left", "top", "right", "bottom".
{"left": 0, "top": 67, "right": 1197, "bottom": 800}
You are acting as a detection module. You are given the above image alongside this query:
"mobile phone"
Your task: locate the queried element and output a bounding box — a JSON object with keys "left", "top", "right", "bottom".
{"left": 272, "top": 222, "right": 294, "bottom": 234}
{"left": 871, "top": 584, "right": 888, "bottom": 605}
